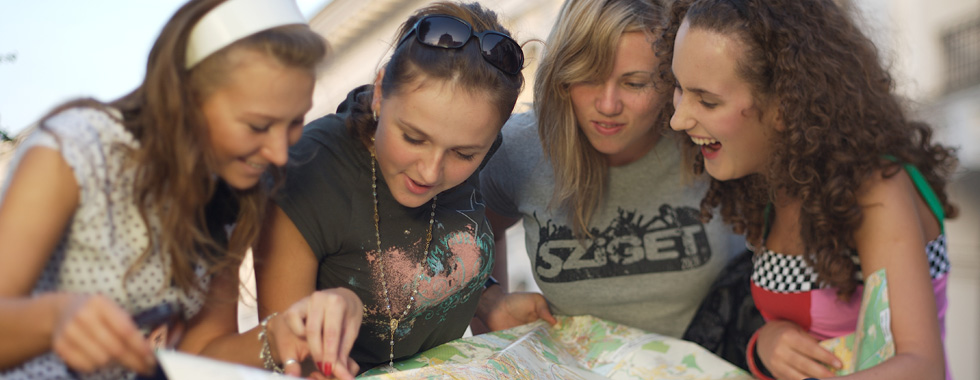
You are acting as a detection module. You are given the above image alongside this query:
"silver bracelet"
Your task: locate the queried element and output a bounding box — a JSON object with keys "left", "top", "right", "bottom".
{"left": 258, "top": 312, "right": 283, "bottom": 373}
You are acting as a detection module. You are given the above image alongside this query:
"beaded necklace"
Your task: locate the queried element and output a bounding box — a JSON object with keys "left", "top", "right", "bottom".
{"left": 370, "top": 150, "right": 437, "bottom": 366}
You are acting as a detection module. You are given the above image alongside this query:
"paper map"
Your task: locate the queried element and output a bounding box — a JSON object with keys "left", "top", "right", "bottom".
{"left": 818, "top": 268, "right": 895, "bottom": 375}
{"left": 358, "top": 315, "right": 752, "bottom": 379}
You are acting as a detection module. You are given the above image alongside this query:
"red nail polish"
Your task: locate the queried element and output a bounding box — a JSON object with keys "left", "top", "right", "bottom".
{"left": 319, "top": 362, "right": 332, "bottom": 376}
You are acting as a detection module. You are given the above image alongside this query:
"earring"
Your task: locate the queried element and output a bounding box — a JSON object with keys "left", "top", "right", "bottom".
{"left": 373, "top": 110, "right": 378, "bottom": 122}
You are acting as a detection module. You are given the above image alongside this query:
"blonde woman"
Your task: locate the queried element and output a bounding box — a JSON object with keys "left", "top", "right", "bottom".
{"left": 475, "top": 0, "right": 743, "bottom": 341}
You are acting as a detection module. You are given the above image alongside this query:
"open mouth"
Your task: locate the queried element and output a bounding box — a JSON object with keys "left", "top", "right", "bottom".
{"left": 405, "top": 176, "right": 434, "bottom": 195}
{"left": 243, "top": 159, "right": 267, "bottom": 172}
{"left": 690, "top": 136, "right": 722, "bottom": 156}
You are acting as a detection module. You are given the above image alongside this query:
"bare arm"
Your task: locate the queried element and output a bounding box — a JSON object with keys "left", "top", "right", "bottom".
{"left": 0, "top": 147, "right": 153, "bottom": 374}
{"left": 839, "top": 170, "right": 945, "bottom": 380}
{"left": 757, "top": 170, "right": 946, "bottom": 380}
{"left": 183, "top": 204, "right": 360, "bottom": 379}
{"left": 255, "top": 204, "right": 361, "bottom": 378}
{"left": 472, "top": 208, "right": 556, "bottom": 333}
{"left": 253, "top": 204, "right": 318, "bottom": 320}
{"left": 178, "top": 264, "right": 260, "bottom": 364}
{"left": 486, "top": 208, "right": 517, "bottom": 291}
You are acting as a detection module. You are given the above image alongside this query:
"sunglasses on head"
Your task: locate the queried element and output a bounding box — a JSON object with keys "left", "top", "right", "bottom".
{"left": 397, "top": 14, "right": 524, "bottom": 75}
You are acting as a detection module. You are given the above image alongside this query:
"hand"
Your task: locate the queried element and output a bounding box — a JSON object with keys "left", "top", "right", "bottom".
{"left": 269, "top": 288, "right": 362, "bottom": 379}
{"left": 477, "top": 285, "right": 557, "bottom": 332}
{"left": 305, "top": 357, "right": 360, "bottom": 380}
{"left": 756, "top": 320, "right": 841, "bottom": 380}
{"left": 51, "top": 294, "right": 156, "bottom": 375}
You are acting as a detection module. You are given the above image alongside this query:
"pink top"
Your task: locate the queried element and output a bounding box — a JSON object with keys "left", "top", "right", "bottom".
{"left": 751, "top": 234, "right": 951, "bottom": 378}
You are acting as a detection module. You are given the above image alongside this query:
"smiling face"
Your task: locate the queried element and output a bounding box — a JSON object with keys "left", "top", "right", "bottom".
{"left": 669, "top": 19, "right": 776, "bottom": 181}
{"left": 371, "top": 75, "right": 502, "bottom": 208}
{"left": 201, "top": 49, "right": 313, "bottom": 190}
{"left": 568, "top": 31, "right": 669, "bottom": 166}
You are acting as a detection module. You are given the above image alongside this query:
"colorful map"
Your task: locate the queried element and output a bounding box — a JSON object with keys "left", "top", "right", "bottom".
{"left": 819, "top": 268, "right": 895, "bottom": 375}
{"left": 358, "top": 315, "right": 752, "bottom": 380}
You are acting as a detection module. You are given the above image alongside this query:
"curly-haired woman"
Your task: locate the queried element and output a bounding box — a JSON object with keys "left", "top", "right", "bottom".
{"left": 663, "top": 0, "right": 957, "bottom": 379}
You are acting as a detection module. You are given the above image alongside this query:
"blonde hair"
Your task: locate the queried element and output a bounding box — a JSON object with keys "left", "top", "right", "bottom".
{"left": 534, "top": 0, "right": 665, "bottom": 237}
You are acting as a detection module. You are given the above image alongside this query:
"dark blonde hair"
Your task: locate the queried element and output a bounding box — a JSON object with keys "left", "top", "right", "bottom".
{"left": 40, "top": 0, "right": 327, "bottom": 295}
{"left": 535, "top": 0, "right": 668, "bottom": 238}
{"left": 345, "top": 1, "right": 524, "bottom": 147}
{"left": 658, "top": 0, "right": 958, "bottom": 297}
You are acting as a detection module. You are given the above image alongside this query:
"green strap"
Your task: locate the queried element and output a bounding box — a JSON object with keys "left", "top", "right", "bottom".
{"left": 882, "top": 155, "right": 945, "bottom": 233}
{"left": 761, "top": 156, "right": 945, "bottom": 238}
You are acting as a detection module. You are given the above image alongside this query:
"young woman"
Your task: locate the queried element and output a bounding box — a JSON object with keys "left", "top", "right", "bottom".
{"left": 0, "top": 0, "right": 334, "bottom": 378}
{"left": 475, "top": 0, "right": 744, "bottom": 341}
{"left": 664, "top": 0, "right": 957, "bottom": 379}
{"left": 252, "top": 1, "right": 525, "bottom": 372}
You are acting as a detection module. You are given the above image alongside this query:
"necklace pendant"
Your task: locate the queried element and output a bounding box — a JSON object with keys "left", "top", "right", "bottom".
{"left": 390, "top": 318, "right": 399, "bottom": 332}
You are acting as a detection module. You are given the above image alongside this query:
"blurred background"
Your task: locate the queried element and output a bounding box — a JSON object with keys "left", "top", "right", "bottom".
{"left": 1, "top": 0, "right": 977, "bottom": 378}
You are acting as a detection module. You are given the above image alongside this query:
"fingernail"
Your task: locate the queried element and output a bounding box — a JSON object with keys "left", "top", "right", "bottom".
{"left": 319, "top": 361, "right": 332, "bottom": 376}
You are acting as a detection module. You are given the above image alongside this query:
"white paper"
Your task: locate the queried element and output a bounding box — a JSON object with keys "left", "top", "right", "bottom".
{"left": 157, "top": 350, "right": 303, "bottom": 380}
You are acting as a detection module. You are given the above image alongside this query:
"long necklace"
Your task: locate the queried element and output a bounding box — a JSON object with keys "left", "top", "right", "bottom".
{"left": 370, "top": 151, "right": 437, "bottom": 366}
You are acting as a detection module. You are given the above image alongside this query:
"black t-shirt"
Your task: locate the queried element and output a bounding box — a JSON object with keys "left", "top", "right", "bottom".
{"left": 275, "top": 87, "right": 495, "bottom": 369}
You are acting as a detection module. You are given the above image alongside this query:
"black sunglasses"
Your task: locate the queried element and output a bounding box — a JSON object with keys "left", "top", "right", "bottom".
{"left": 397, "top": 14, "right": 524, "bottom": 75}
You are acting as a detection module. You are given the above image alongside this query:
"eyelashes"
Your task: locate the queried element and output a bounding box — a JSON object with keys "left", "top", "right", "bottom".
{"left": 401, "top": 133, "right": 477, "bottom": 161}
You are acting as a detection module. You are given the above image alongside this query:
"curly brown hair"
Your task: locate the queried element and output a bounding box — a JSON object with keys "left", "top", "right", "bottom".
{"left": 657, "top": 0, "right": 958, "bottom": 297}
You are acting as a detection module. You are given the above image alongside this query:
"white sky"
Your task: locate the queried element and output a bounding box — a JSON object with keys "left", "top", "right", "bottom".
{"left": 0, "top": 0, "right": 331, "bottom": 136}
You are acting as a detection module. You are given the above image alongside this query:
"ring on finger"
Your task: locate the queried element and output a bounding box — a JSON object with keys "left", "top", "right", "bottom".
{"left": 283, "top": 358, "right": 298, "bottom": 367}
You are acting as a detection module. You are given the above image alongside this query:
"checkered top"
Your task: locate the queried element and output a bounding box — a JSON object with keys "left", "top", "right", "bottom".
{"left": 751, "top": 234, "right": 949, "bottom": 294}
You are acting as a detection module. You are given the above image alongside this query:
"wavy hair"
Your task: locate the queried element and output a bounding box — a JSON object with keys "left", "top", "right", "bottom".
{"left": 658, "top": 0, "right": 958, "bottom": 297}
{"left": 535, "top": 0, "right": 667, "bottom": 238}
{"left": 345, "top": 1, "right": 525, "bottom": 147}
{"left": 41, "top": 0, "right": 327, "bottom": 296}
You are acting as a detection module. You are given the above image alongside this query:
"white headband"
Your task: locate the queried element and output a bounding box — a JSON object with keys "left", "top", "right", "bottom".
{"left": 185, "top": 0, "right": 307, "bottom": 68}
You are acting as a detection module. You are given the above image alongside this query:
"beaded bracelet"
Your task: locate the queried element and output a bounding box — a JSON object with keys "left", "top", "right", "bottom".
{"left": 258, "top": 312, "right": 283, "bottom": 373}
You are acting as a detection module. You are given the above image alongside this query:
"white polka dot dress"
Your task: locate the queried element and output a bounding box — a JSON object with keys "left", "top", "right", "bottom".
{"left": 0, "top": 107, "right": 209, "bottom": 379}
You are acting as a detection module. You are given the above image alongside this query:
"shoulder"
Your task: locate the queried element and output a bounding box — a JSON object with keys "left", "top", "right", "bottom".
{"left": 19, "top": 106, "right": 135, "bottom": 176}
{"left": 856, "top": 167, "right": 918, "bottom": 208}
{"left": 853, "top": 167, "right": 939, "bottom": 253}
{"left": 500, "top": 111, "right": 539, "bottom": 141}
{"left": 40, "top": 106, "right": 133, "bottom": 146}
{"left": 299, "top": 113, "right": 350, "bottom": 148}
{"left": 495, "top": 111, "right": 545, "bottom": 160}
{"left": 482, "top": 112, "right": 545, "bottom": 180}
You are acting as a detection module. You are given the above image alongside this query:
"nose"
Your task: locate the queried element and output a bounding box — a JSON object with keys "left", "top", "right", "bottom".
{"left": 416, "top": 148, "right": 444, "bottom": 185}
{"left": 669, "top": 87, "right": 693, "bottom": 131}
{"left": 595, "top": 81, "right": 623, "bottom": 117}
{"left": 261, "top": 126, "right": 291, "bottom": 167}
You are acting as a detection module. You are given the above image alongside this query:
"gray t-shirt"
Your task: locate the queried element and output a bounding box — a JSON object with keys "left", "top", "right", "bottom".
{"left": 480, "top": 112, "right": 743, "bottom": 337}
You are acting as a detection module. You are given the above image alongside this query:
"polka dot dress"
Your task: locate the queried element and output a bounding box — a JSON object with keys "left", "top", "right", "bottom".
{"left": 0, "top": 107, "right": 209, "bottom": 379}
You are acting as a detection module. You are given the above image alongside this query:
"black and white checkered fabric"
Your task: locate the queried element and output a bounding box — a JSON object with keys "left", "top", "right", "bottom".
{"left": 751, "top": 248, "right": 832, "bottom": 293}
{"left": 751, "top": 234, "right": 950, "bottom": 294}
{"left": 926, "top": 234, "right": 951, "bottom": 278}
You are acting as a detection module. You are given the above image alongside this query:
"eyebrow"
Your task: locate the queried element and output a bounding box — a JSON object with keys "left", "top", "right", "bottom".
{"left": 243, "top": 111, "right": 302, "bottom": 122}
{"left": 686, "top": 87, "right": 718, "bottom": 97}
{"left": 399, "top": 118, "right": 488, "bottom": 150}
{"left": 621, "top": 71, "right": 656, "bottom": 79}
{"left": 671, "top": 70, "right": 719, "bottom": 97}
